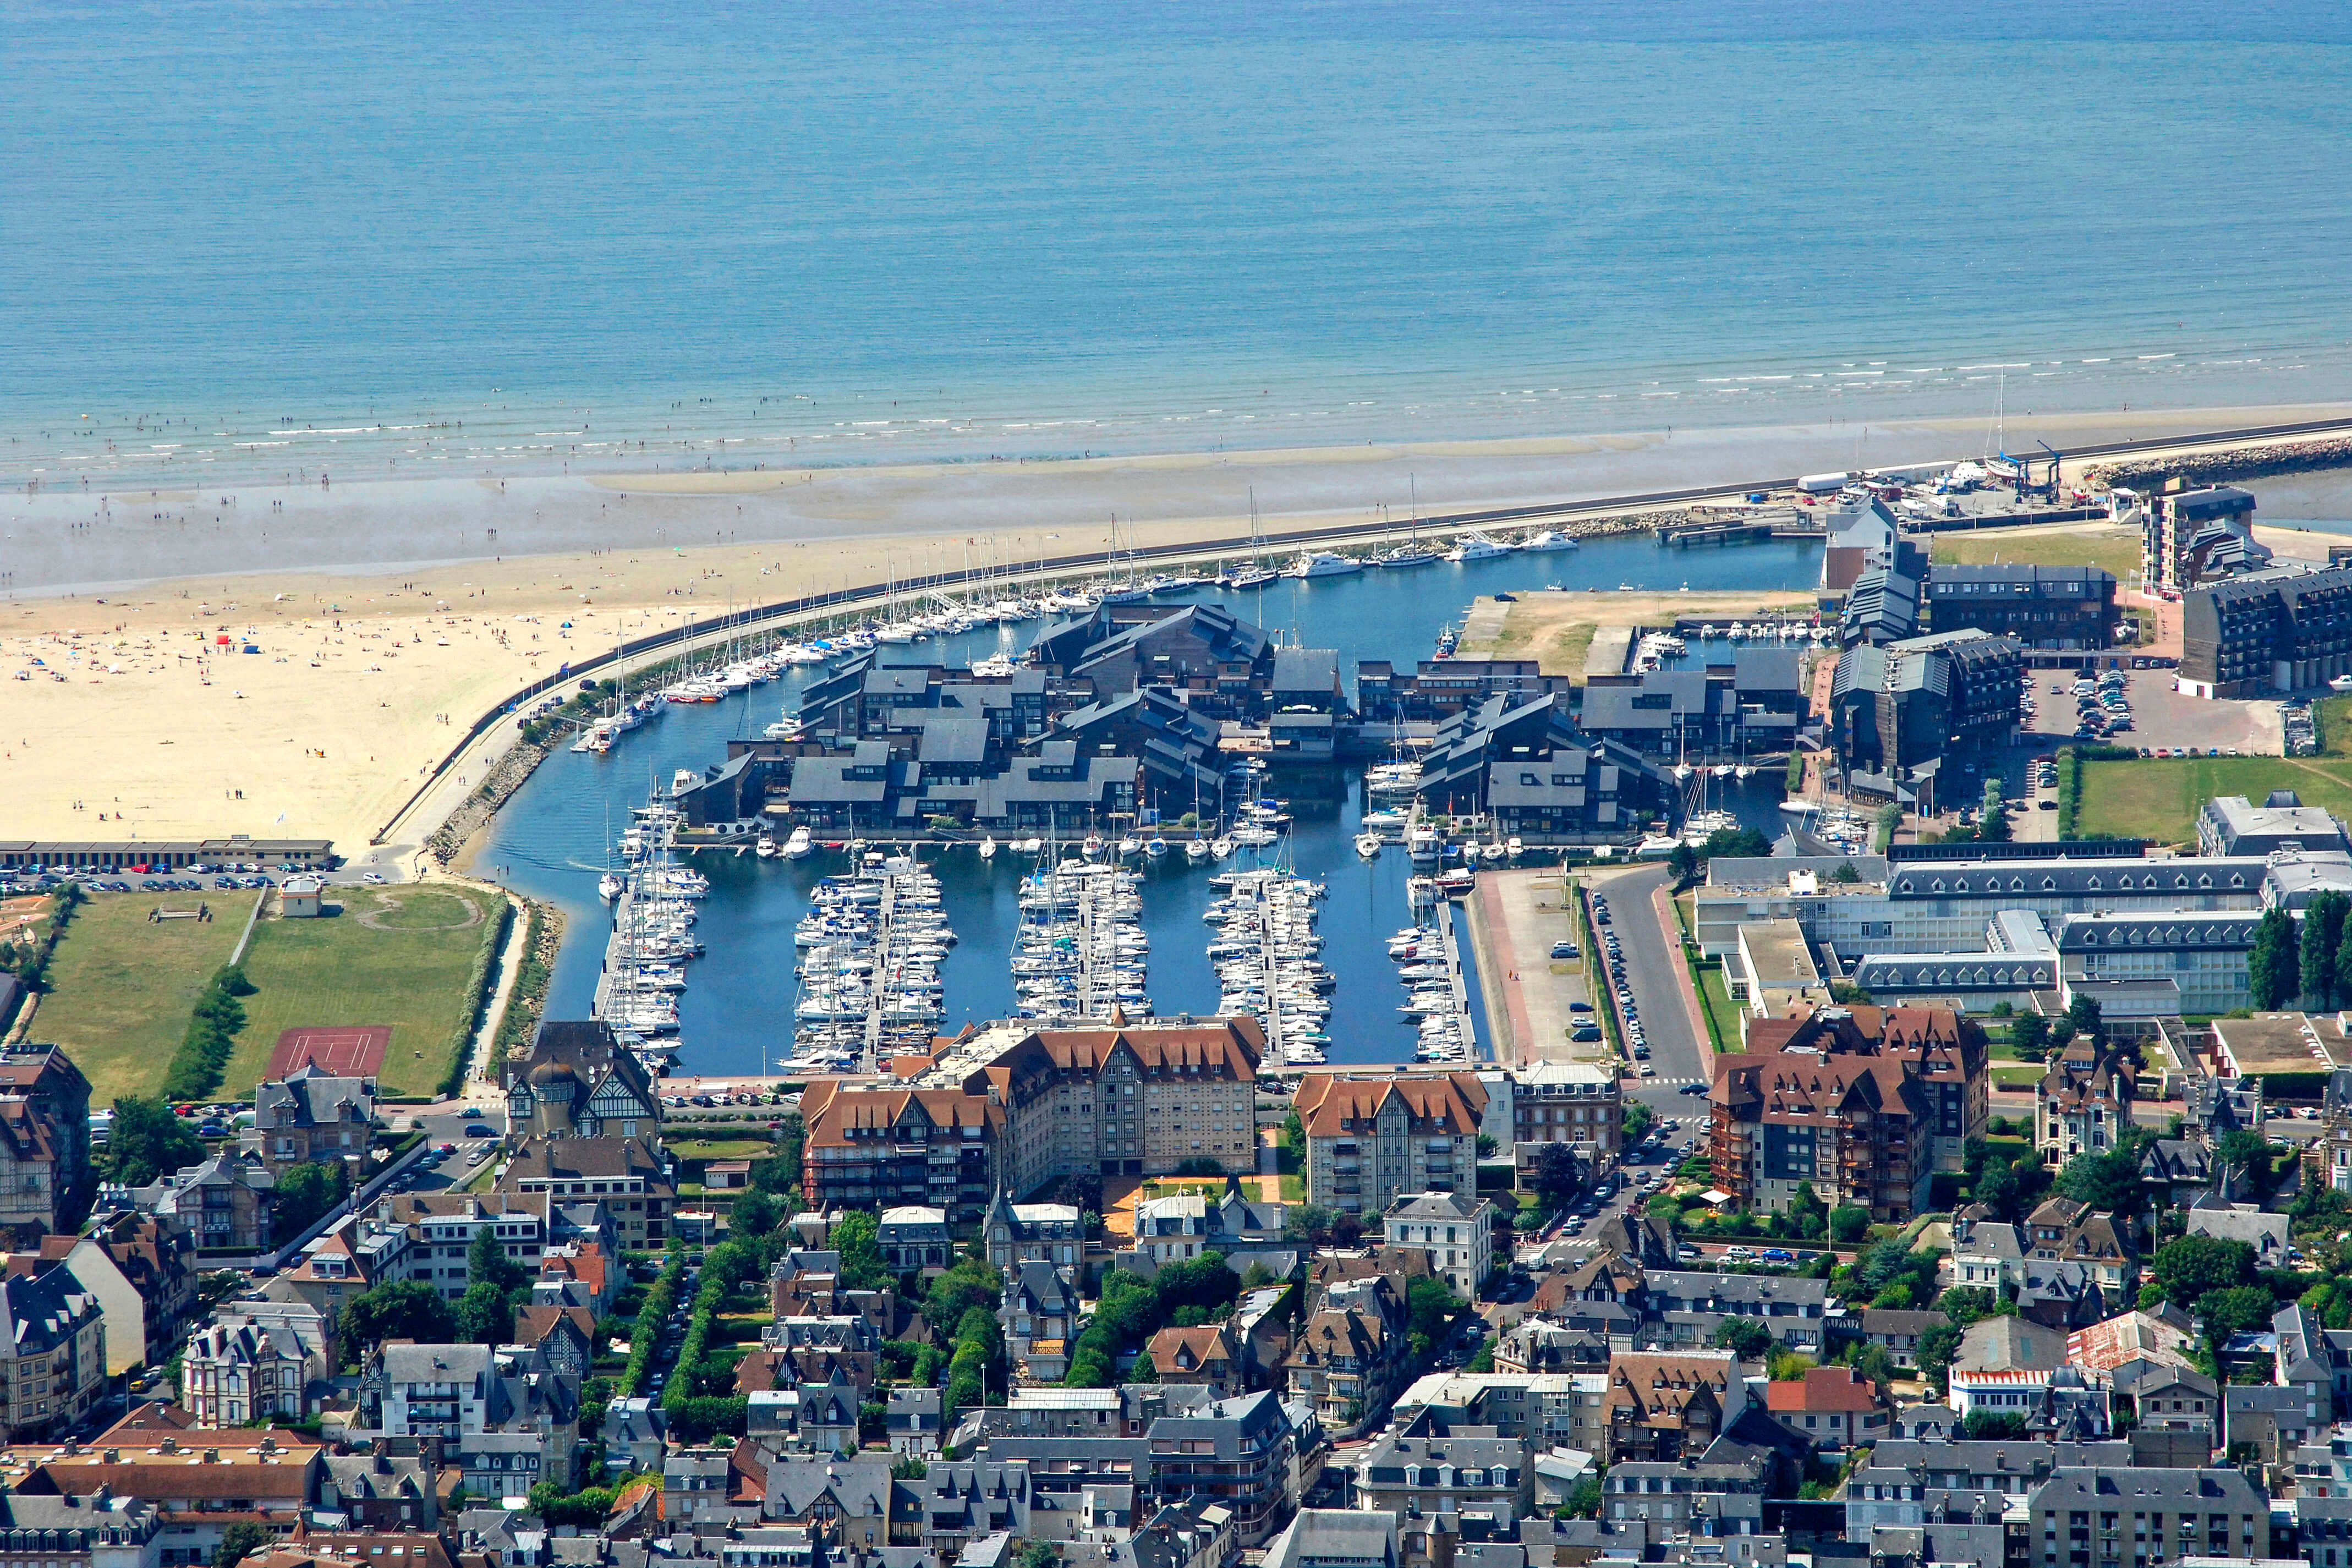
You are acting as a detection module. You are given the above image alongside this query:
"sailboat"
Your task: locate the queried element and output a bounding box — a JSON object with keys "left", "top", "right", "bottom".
{"left": 1100, "top": 514, "right": 1151, "bottom": 604}
{"left": 978, "top": 835, "right": 999, "bottom": 860}
{"left": 1225, "top": 489, "right": 1279, "bottom": 589}
{"left": 1375, "top": 476, "right": 1441, "bottom": 566}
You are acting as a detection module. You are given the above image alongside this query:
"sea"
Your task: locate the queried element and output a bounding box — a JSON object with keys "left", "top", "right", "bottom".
{"left": 472, "top": 534, "right": 1817, "bottom": 1080}
{"left": 6, "top": 1, "right": 2352, "bottom": 490}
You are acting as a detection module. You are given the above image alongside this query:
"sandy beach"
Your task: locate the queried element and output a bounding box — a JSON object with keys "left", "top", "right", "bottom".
{"left": 7, "top": 404, "right": 2352, "bottom": 864}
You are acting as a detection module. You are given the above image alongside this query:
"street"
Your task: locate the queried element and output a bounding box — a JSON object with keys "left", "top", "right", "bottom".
{"left": 1583, "top": 863, "right": 1713, "bottom": 1132}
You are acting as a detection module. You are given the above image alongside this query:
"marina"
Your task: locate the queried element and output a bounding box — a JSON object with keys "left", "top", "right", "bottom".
{"left": 1391, "top": 900, "right": 1478, "bottom": 1064}
{"left": 590, "top": 799, "right": 707, "bottom": 1048}
{"left": 1010, "top": 857, "right": 1151, "bottom": 1023}
{"left": 787, "top": 853, "right": 957, "bottom": 1072}
{"left": 474, "top": 531, "right": 1821, "bottom": 1079}
{"left": 1205, "top": 865, "right": 1333, "bottom": 1067}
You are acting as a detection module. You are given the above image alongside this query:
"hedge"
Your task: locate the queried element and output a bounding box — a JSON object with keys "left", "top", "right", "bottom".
{"left": 439, "top": 897, "right": 515, "bottom": 1099}
{"left": 162, "top": 963, "right": 256, "bottom": 1100}
{"left": 618, "top": 1243, "right": 684, "bottom": 1398}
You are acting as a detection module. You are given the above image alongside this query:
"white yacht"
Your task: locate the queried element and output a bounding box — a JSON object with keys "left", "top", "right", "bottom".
{"left": 783, "top": 825, "right": 814, "bottom": 860}
{"left": 1445, "top": 533, "right": 1515, "bottom": 562}
{"left": 978, "top": 835, "right": 998, "bottom": 860}
{"left": 1518, "top": 529, "right": 1578, "bottom": 552}
{"left": 1286, "top": 551, "right": 1363, "bottom": 579}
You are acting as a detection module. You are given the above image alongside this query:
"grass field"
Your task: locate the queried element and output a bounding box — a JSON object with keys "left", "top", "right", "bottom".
{"left": 229, "top": 884, "right": 504, "bottom": 1100}
{"left": 1695, "top": 962, "right": 1739, "bottom": 1056}
{"left": 1931, "top": 523, "right": 2143, "bottom": 585}
{"left": 2075, "top": 755, "right": 2352, "bottom": 844}
{"left": 34, "top": 893, "right": 254, "bottom": 1108}
{"left": 1992, "top": 1063, "right": 2047, "bottom": 1088}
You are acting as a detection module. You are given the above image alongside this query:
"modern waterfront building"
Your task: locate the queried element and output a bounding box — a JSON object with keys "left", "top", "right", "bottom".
{"left": 2178, "top": 558, "right": 2352, "bottom": 698}
{"left": 2143, "top": 484, "right": 2263, "bottom": 591}
{"left": 1925, "top": 562, "right": 2119, "bottom": 650}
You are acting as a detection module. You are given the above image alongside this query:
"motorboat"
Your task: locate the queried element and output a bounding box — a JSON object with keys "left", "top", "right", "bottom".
{"left": 1407, "top": 826, "right": 1441, "bottom": 864}
{"left": 1518, "top": 529, "right": 1578, "bottom": 551}
{"left": 1445, "top": 533, "right": 1514, "bottom": 562}
{"left": 755, "top": 834, "right": 778, "bottom": 859}
{"left": 978, "top": 835, "right": 998, "bottom": 860}
{"left": 1355, "top": 833, "right": 1383, "bottom": 858}
{"left": 783, "top": 826, "right": 814, "bottom": 860}
{"left": 1286, "top": 551, "right": 1363, "bottom": 579}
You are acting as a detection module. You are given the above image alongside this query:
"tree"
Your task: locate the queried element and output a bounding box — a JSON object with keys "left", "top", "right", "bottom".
{"left": 923, "top": 1257, "right": 1002, "bottom": 1337}
{"left": 2218, "top": 1129, "right": 2279, "bottom": 1199}
{"left": 2307, "top": 892, "right": 2351, "bottom": 1011}
{"left": 1560, "top": 1473, "right": 1603, "bottom": 1518}
{"left": 1622, "top": 1101, "right": 1654, "bottom": 1145}
{"left": 215, "top": 1522, "right": 271, "bottom": 1568}
{"left": 1467, "top": 1340, "right": 1495, "bottom": 1373}
{"left": 1476, "top": 1134, "right": 1499, "bottom": 1159}
{"left": 106, "top": 1094, "right": 202, "bottom": 1186}
{"left": 469, "top": 1221, "right": 530, "bottom": 1296}
{"left": 273, "top": 1160, "right": 347, "bottom": 1238}
{"left": 1281, "top": 1109, "right": 1304, "bottom": 1157}
{"left": 1710, "top": 1317, "right": 1776, "bottom": 1360}
{"left": 1916, "top": 1322, "right": 1964, "bottom": 1391}
{"left": 1786, "top": 1181, "right": 1828, "bottom": 1241}
{"left": 1828, "top": 1206, "right": 1871, "bottom": 1243}
{"left": 456, "top": 1279, "right": 515, "bottom": 1345}
{"left": 1018, "top": 1544, "right": 1060, "bottom": 1568}
{"left": 1285, "top": 1203, "right": 1341, "bottom": 1243}
{"left": 2054, "top": 1147, "right": 2140, "bottom": 1214}
{"left": 341, "top": 1279, "right": 458, "bottom": 1357}
{"left": 1406, "top": 1276, "right": 1459, "bottom": 1345}
{"left": 2010, "top": 1011, "right": 2050, "bottom": 1063}
{"left": 1963, "top": 1410, "right": 2030, "bottom": 1440}
{"left": 2065, "top": 994, "right": 2106, "bottom": 1049}
{"left": 2198, "top": 1285, "right": 2277, "bottom": 1340}
{"left": 2150, "top": 1233, "right": 2256, "bottom": 1309}
{"left": 2251, "top": 907, "right": 2299, "bottom": 1010}
{"left": 1938, "top": 1286, "right": 2008, "bottom": 1330}
{"left": 1668, "top": 842, "right": 1699, "bottom": 886}
{"left": 1532, "top": 1143, "right": 1582, "bottom": 1208}
{"left": 834, "top": 1210, "right": 892, "bottom": 1292}
{"left": 731, "top": 1188, "right": 780, "bottom": 1243}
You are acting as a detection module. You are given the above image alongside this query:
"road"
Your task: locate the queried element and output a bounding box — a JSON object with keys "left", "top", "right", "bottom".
{"left": 1583, "top": 864, "right": 1714, "bottom": 1131}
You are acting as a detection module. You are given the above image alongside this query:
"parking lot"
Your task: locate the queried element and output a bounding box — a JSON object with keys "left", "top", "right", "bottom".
{"left": 0, "top": 863, "right": 395, "bottom": 897}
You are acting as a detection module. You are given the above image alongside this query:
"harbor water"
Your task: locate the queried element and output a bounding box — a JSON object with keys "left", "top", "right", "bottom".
{"left": 471, "top": 534, "right": 1819, "bottom": 1078}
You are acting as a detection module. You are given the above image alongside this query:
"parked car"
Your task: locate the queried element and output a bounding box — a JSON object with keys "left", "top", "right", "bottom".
{"left": 1550, "top": 941, "right": 1579, "bottom": 958}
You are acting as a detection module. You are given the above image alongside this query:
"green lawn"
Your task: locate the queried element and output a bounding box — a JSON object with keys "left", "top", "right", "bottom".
{"left": 1992, "top": 1063, "right": 2047, "bottom": 1088}
{"left": 1931, "top": 523, "right": 2144, "bottom": 586}
{"left": 1694, "top": 962, "right": 1740, "bottom": 1054}
{"left": 230, "top": 884, "right": 505, "bottom": 1099}
{"left": 35, "top": 892, "right": 256, "bottom": 1108}
{"left": 671, "top": 1138, "right": 777, "bottom": 1162}
{"left": 2075, "top": 756, "right": 2352, "bottom": 845}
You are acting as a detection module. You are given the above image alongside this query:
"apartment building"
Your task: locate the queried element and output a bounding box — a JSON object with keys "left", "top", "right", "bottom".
{"left": 0, "top": 1264, "right": 107, "bottom": 1441}
{"left": 798, "top": 1084, "right": 1002, "bottom": 1221}
{"left": 28, "top": 1421, "right": 324, "bottom": 1567}
{"left": 40, "top": 1211, "right": 197, "bottom": 1377}
{"left": 2180, "top": 558, "right": 2352, "bottom": 699}
{"left": 2022, "top": 1466, "right": 2268, "bottom": 1568}
{"left": 1380, "top": 1192, "right": 1494, "bottom": 1299}
{"left": 1295, "top": 1071, "right": 1485, "bottom": 1216}
{"left": 1602, "top": 1351, "right": 1744, "bottom": 1463}
{"left": 493, "top": 1136, "right": 671, "bottom": 1249}
{"left": 1737, "top": 1005, "right": 1987, "bottom": 1171}
{"left": 918, "top": 1015, "right": 1264, "bottom": 1187}
{"left": 0, "top": 1045, "right": 94, "bottom": 1209}
{"left": 2144, "top": 485, "right": 2261, "bottom": 591}
{"left": 1510, "top": 1062, "right": 1621, "bottom": 1172}
{"left": 1926, "top": 563, "right": 2119, "bottom": 649}
{"left": 1829, "top": 629, "right": 2023, "bottom": 782}
{"left": 1144, "top": 1390, "right": 1296, "bottom": 1547}
{"left": 1709, "top": 1037, "right": 1937, "bottom": 1221}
